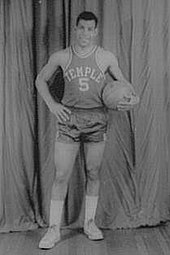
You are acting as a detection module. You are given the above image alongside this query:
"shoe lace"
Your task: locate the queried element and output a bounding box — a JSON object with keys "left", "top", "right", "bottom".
{"left": 45, "top": 225, "right": 59, "bottom": 238}
{"left": 87, "top": 219, "right": 99, "bottom": 232}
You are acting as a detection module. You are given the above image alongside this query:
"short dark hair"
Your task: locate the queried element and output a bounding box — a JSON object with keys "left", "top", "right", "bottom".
{"left": 76, "top": 11, "right": 98, "bottom": 28}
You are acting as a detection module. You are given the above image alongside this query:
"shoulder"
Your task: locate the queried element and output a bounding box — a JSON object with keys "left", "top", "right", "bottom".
{"left": 48, "top": 48, "right": 70, "bottom": 68}
{"left": 96, "top": 47, "right": 118, "bottom": 72}
{"left": 97, "top": 47, "right": 118, "bottom": 64}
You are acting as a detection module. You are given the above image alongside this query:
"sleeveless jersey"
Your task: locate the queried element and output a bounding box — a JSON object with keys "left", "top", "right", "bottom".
{"left": 62, "top": 45, "right": 106, "bottom": 108}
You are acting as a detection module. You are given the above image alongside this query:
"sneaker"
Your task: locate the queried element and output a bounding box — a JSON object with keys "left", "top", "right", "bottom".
{"left": 38, "top": 225, "right": 60, "bottom": 249}
{"left": 84, "top": 219, "right": 104, "bottom": 240}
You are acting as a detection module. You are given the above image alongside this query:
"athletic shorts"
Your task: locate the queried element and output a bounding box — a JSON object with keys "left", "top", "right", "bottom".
{"left": 56, "top": 107, "right": 108, "bottom": 143}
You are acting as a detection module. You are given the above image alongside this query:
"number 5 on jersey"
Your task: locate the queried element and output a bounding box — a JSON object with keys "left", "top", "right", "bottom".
{"left": 79, "top": 77, "right": 89, "bottom": 91}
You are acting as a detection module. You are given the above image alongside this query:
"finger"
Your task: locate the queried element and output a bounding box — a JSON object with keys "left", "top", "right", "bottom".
{"left": 117, "top": 106, "right": 133, "bottom": 111}
{"left": 117, "top": 103, "right": 133, "bottom": 107}
{"left": 117, "top": 108, "right": 130, "bottom": 112}
{"left": 63, "top": 107, "right": 72, "bottom": 115}
{"left": 55, "top": 111, "right": 68, "bottom": 122}
{"left": 57, "top": 114, "right": 68, "bottom": 122}
{"left": 119, "top": 96, "right": 139, "bottom": 106}
{"left": 117, "top": 108, "right": 128, "bottom": 111}
{"left": 56, "top": 114, "right": 64, "bottom": 123}
{"left": 60, "top": 111, "right": 70, "bottom": 121}
{"left": 130, "top": 96, "right": 140, "bottom": 105}
{"left": 118, "top": 104, "right": 133, "bottom": 108}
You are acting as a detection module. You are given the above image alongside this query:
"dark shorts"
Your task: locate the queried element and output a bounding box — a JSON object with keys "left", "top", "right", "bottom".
{"left": 56, "top": 107, "right": 108, "bottom": 143}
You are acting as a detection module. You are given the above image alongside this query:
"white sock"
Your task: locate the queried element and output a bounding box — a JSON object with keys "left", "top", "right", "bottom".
{"left": 84, "top": 195, "right": 98, "bottom": 225}
{"left": 49, "top": 199, "right": 64, "bottom": 227}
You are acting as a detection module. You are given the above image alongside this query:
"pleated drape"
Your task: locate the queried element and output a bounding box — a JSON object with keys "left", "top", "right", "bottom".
{"left": 0, "top": 0, "right": 170, "bottom": 233}
{"left": 0, "top": 0, "right": 42, "bottom": 232}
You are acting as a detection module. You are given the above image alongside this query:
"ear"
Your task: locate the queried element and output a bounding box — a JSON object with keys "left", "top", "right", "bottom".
{"left": 94, "top": 28, "right": 98, "bottom": 36}
{"left": 74, "top": 26, "right": 77, "bottom": 32}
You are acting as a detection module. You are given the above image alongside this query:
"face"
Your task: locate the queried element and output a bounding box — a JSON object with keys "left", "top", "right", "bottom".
{"left": 75, "top": 19, "right": 97, "bottom": 48}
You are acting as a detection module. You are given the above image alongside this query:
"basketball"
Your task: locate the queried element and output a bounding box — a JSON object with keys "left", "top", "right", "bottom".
{"left": 102, "top": 81, "right": 134, "bottom": 109}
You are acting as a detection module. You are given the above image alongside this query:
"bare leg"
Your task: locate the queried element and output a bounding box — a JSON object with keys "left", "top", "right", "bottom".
{"left": 52, "top": 141, "right": 80, "bottom": 201}
{"left": 39, "top": 141, "right": 79, "bottom": 249}
{"left": 83, "top": 141, "right": 106, "bottom": 240}
{"left": 85, "top": 141, "right": 106, "bottom": 196}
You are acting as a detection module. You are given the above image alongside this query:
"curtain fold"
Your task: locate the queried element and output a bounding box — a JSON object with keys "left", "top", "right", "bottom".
{"left": 0, "top": 0, "right": 42, "bottom": 232}
{"left": 0, "top": 0, "right": 170, "bottom": 233}
{"left": 133, "top": 0, "right": 170, "bottom": 224}
{"left": 0, "top": 0, "right": 5, "bottom": 227}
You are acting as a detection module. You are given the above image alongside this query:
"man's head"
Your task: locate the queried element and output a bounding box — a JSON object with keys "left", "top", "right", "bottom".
{"left": 75, "top": 11, "right": 98, "bottom": 48}
{"left": 76, "top": 11, "right": 98, "bottom": 28}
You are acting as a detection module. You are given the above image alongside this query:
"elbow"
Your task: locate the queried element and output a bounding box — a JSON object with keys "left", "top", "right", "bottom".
{"left": 35, "top": 75, "right": 41, "bottom": 89}
{"left": 35, "top": 74, "right": 46, "bottom": 91}
{"left": 35, "top": 73, "right": 48, "bottom": 92}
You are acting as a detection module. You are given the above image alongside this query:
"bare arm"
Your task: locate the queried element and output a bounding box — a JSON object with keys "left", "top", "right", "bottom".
{"left": 106, "top": 52, "right": 139, "bottom": 110}
{"left": 35, "top": 52, "right": 71, "bottom": 122}
{"left": 36, "top": 53, "right": 60, "bottom": 107}
{"left": 107, "top": 52, "right": 135, "bottom": 92}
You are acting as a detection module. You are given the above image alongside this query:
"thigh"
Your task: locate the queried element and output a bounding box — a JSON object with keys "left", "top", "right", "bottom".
{"left": 54, "top": 140, "right": 80, "bottom": 175}
{"left": 85, "top": 141, "right": 106, "bottom": 169}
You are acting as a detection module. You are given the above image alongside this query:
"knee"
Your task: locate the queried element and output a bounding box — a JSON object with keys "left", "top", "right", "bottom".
{"left": 86, "top": 162, "right": 100, "bottom": 182}
{"left": 54, "top": 169, "right": 69, "bottom": 185}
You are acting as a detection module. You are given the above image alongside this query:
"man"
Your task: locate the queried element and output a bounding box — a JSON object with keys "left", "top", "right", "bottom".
{"left": 36, "top": 11, "right": 136, "bottom": 249}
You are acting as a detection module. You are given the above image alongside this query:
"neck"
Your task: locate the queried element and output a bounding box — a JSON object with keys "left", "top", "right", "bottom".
{"left": 74, "top": 44, "right": 96, "bottom": 55}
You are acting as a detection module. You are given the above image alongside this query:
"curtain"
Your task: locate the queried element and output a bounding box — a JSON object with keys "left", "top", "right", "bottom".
{"left": 0, "top": 0, "right": 170, "bottom": 233}
{"left": 0, "top": 0, "right": 41, "bottom": 232}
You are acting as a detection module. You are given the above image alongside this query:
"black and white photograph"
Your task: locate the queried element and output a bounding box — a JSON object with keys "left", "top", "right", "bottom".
{"left": 0, "top": 0, "right": 170, "bottom": 254}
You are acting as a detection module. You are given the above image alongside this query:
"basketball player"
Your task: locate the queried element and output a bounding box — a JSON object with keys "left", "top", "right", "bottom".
{"left": 36, "top": 11, "right": 136, "bottom": 249}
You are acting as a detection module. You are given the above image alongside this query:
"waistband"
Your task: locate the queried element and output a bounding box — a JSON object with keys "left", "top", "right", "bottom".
{"left": 63, "top": 105, "right": 107, "bottom": 113}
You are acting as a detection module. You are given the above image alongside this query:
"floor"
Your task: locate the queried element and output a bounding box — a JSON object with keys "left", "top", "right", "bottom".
{"left": 0, "top": 222, "right": 170, "bottom": 255}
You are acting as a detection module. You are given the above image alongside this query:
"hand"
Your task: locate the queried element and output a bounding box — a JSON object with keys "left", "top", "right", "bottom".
{"left": 117, "top": 95, "right": 140, "bottom": 111}
{"left": 48, "top": 103, "right": 71, "bottom": 122}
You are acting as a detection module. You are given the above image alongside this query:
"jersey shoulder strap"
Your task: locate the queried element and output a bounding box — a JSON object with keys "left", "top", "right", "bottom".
{"left": 63, "top": 46, "right": 72, "bottom": 72}
{"left": 95, "top": 46, "right": 106, "bottom": 74}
